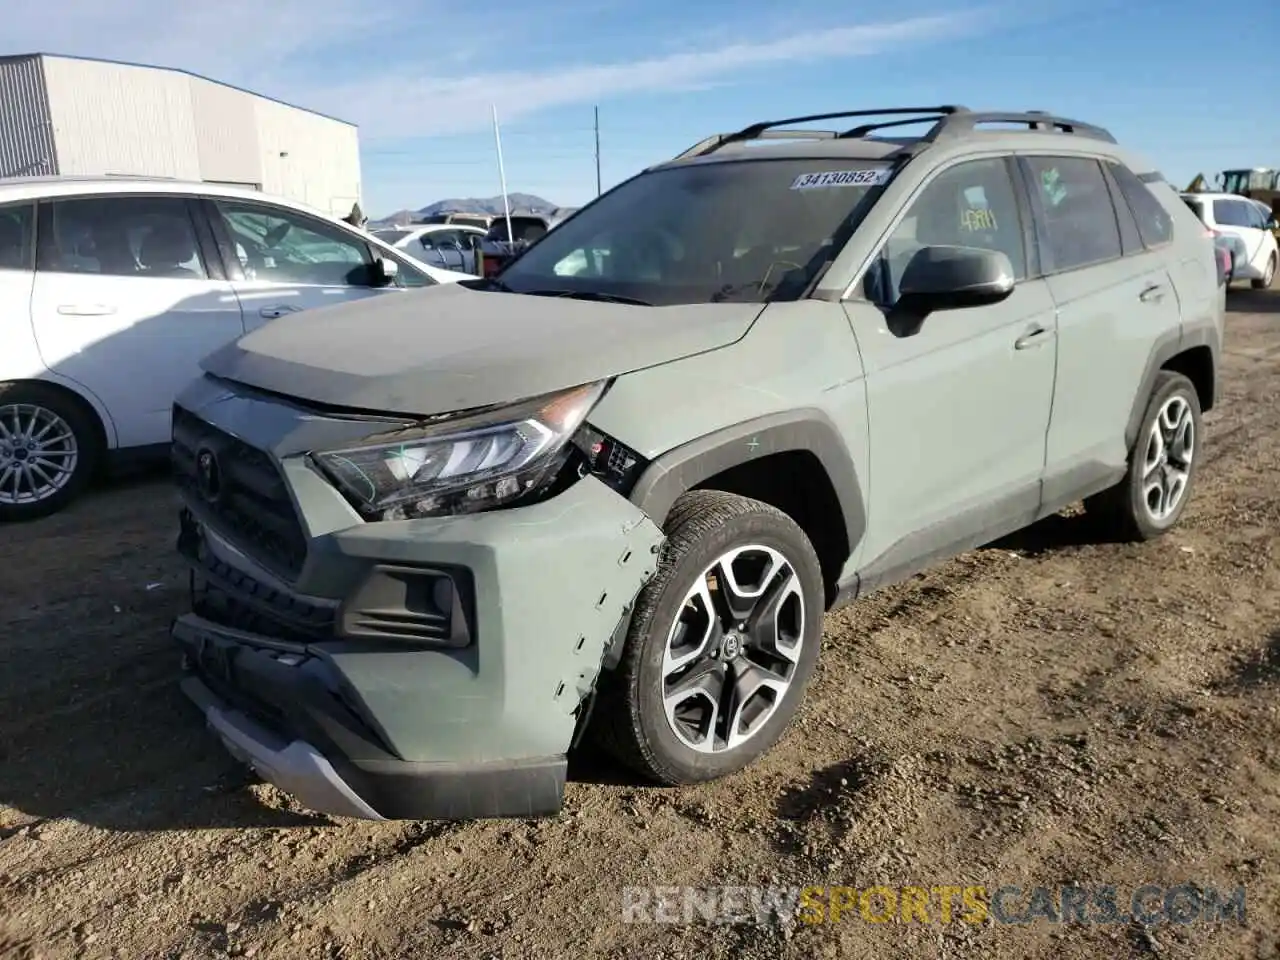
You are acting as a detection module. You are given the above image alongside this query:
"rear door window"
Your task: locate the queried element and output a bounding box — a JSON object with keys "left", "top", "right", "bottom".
{"left": 1023, "top": 156, "right": 1123, "bottom": 272}
{"left": 37, "top": 196, "right": 208, "bottom": 279}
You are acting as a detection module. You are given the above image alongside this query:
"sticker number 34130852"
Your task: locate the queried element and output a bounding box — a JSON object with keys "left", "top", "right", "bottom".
{"left": 790, "top": 168, "right": 892, "bottom": 190}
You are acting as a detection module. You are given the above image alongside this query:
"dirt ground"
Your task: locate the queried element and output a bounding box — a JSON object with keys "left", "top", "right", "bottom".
{"left": 2, "top": 292, "right": 1278, "bottom": 960}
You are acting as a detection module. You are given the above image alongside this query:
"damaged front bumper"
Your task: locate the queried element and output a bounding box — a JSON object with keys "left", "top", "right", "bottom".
{"left": 171, "top": 397, "right": 663, "bottom": 820}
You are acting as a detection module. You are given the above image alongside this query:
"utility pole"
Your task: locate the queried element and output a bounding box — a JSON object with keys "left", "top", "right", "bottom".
{"left": 491, "top": 104, "right": 513, "bottom": 245}
{"left": 594, "top": 105, "right": 602, "bottom": 198}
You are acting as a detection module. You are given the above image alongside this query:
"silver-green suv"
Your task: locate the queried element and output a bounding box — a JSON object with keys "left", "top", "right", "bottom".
{"left": 169, "top": 106, "right": 1224, "bottom": 820}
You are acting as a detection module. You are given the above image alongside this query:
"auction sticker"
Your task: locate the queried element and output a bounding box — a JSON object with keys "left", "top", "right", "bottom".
{"left": 790, "top": 168, "right": 892, "bottom": 190}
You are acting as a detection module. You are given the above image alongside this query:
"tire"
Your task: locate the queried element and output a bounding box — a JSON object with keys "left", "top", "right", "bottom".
{"left": 1083, "top": 371, "right": 1202, "bottom": 542}
{"left": 591, "top": 490, "right": 825, "bottom": 786}
{"left": 0, "top": 382, "right": 101, "bottom": 522}
{"left": 1251, "top": 253, "right": 1276, "bottom": 290}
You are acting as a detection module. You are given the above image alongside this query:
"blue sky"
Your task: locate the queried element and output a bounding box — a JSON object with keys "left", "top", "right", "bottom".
{"left": 6, "top": 0, "right": 1278, "bottom": 216}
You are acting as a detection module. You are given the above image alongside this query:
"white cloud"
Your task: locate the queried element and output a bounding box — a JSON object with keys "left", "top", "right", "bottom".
{"left": 2, "top": 3, "right": 988, "bottom": 139}
{"left": 320, "top": 13, "right": 989, "bottom": 138}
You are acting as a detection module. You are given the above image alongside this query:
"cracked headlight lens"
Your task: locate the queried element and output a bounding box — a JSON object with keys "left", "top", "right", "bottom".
{"left": 313, "top": 381, "right": 607, "bottom": 519}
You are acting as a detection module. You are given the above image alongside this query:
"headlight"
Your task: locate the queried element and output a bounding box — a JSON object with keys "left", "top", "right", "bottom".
{"left": 312, "top": 381, "right": 607, "bottom": 519}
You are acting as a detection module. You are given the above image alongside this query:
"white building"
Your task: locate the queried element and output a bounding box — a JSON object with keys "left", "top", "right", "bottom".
{"left": 0, "top": 53, "right": 361, "bottom": 217}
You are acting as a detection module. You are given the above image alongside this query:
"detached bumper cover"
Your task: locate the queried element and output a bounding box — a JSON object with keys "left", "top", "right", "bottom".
{"left": 175, "top": 616, "right": 572, "bottom": 820}
{"left": 181, "top": 673, "right": 385, "bottom": 820}
{"left": 171, "top": 472, "right": 665, "bottom": 821}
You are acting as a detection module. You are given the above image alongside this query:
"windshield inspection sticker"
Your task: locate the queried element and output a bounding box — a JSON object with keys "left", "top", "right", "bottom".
{"left": 790, "top": 168, "right": 892, "bottom": 190}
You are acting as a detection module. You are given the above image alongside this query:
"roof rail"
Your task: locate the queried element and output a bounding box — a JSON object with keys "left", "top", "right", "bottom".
{"left": 670, "top": 106, "right": 1115, "bottom": 161}
{"left": 671, "top": 107, "right": 967, "bottom": 159}
{"left": 922, "top": 109, "right": 1116, "bottom": 143}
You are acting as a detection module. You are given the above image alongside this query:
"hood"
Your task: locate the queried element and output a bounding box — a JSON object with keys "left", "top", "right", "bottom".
{"left": 200, "top": 283, "right": 762, "bottom": 415}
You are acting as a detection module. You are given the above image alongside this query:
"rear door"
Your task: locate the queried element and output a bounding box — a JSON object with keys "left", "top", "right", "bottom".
{"left": 1022, "top": 155, "right": 1181, "bottom": 501}
{"left": 28, "top": 194, "right": 244, "bottom": 448}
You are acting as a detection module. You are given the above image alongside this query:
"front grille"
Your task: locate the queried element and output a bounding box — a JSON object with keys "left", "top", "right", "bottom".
{"left": 172, "top": 406, "right": 308, "bottom": 581}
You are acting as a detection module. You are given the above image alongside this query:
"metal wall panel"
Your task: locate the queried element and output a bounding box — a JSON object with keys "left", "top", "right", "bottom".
{"left": 22, "top": 55, "right": 360, "bottom": 216}
{"left": 188, "top": 75, "right": 263, "bottom": 187}
{"left": 42, "top": 57, "right": 201, "bottom": 179}
{"left": 253, "top": 97, "right": 361, "bottom": 217}
{"left": 0, "top": 55, "right": 58, "bottom": 178}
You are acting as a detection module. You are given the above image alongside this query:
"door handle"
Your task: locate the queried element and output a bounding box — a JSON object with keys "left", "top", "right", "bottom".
{"left": 259, "top": 305, "right": 301, "bottom": 319}
{"left": 1139, "top": 284, "right": 1166, "bottom": 303}
{"left": 1014, "top": 325, "right": 1050, "bottom": 350}
{"left": 57, "top": 304, "right": 116, "bottom": 316}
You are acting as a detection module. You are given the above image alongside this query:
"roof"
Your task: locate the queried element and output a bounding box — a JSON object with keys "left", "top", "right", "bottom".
{"left": 0, "top": 52, "right": 354, "bottom": 127}
{"left": 0, "top": 174, "right": 336, "bottom": 217}
{"left": 1180, "top": 191, "right": 1264, "bottom": 202}
{"left": 653, "top": 106, "right": 1132, "bottom": 171}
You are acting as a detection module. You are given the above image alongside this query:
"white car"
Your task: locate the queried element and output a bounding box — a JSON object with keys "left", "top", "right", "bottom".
{"left": 370, "top": 223, "right": 486, "bottom": 274}
{"left": 1180, "top": 191, "right": 1278, "bottom": 289}
{"left": 0, "top": 177, "right": 473, "bottom": 521}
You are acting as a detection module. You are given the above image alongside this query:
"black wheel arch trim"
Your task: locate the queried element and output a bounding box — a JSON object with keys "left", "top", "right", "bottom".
{"left": 1124, "top": 322, "right": 1220, "bottom": 449}
{"left": 627, "top": 408, "right": 867, "bottom": 555}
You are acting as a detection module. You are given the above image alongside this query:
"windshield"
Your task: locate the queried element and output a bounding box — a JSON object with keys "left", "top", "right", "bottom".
{"left": 487, "top": 217, "right": 548, "bottom": 243}
{"left": 496, "top": 159, "right": 893, "bottom": 305}
{"left": 373, "top": 229, "right": 412, "bottom": 244}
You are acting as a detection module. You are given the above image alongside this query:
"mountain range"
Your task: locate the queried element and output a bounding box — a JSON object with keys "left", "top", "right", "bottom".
{"left": 371, "top": 194, "right": 559, "bottom": 227}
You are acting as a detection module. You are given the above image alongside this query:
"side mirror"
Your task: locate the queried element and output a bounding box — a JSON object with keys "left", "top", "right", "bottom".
{"left": 1267, "top": 218, "right": 1279, "bottom": 230}
{"left": 895, "top": 245, "right": 1015, "bottom": 319}
{"left": 373, "top": 256, "right": 399, "bottom": 285}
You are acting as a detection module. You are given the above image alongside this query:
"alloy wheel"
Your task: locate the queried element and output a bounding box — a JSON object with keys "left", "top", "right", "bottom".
{"left": 661, "top": 544, "right": 805, "bottom": 753}
{"left": 0, "top": 403, "right": 80, "bottom": 506}
{"left": 1141, "top": 394, "right": 1195, "bottom": 522}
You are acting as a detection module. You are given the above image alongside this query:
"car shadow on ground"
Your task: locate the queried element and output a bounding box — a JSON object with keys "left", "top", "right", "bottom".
{"left": 0, "top": 474, "right": 333, "bottom": 833}
{"left": 982, "top": 508, "right": 1117, "bottom": 558}
{"left": 565, "top": 741, "right": 648, "bottom": 788}
{"left": 1227, "top": 288, "right": 1280, "bottom": 313}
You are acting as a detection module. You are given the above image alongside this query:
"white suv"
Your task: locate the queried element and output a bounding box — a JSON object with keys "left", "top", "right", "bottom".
{"left": 1180, "top": 191, "right": 1278, "bottom": 289}
{"left": 0, "top": 177, "right": 472, "bottom": 521}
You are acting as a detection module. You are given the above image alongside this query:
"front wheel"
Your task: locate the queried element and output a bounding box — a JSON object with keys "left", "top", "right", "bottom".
{"left": 1084, "top": 371, "right": 1202, "bottom": 541}
{"left": 1251, "top": 253, "right": 1276, "bottom": 290}
{"left": 0, "top": 383, "right": 100, "bottom": 522}
{"left": 592, "top": 490, "right": 824, "bottom": 786}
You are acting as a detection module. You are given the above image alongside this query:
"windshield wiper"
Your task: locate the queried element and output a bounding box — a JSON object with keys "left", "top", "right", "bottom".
{"left": 523, "top": 289, "right": 653, "bottom": 307}
{"left": 465, "top": 276, "right": 515, "bottom": 292}
{"left": 709, "top": 280, "right": 777, "bottom": 303}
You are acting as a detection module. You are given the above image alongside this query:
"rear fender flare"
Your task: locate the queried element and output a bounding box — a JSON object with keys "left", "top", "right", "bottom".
{"left": 1124, "top": 324, "right": 1219, "bottom": 449}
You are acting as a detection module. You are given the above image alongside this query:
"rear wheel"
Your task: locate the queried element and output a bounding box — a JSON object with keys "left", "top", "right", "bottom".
{"left": 0, "top": 383, "right": 101, "bottom": 522}
{"left": 1251, "top": 252, "right": 1276, "bottom": 290}
{"left": 592, "top": 490, "right": 824, "bottom": 785}
{"left": 1083, "top": 371, "right": 1201, "bottom": 542}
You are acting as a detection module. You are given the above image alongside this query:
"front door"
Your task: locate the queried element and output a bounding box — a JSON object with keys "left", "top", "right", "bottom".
{"left": 28, "top": 195, "right": 245, "bottom": 448}
{"left": 203, "top": 198, "right": 421, "bottom": 333}
{"left": 844, "top": 156, "right": 1058, "bottom": 582}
